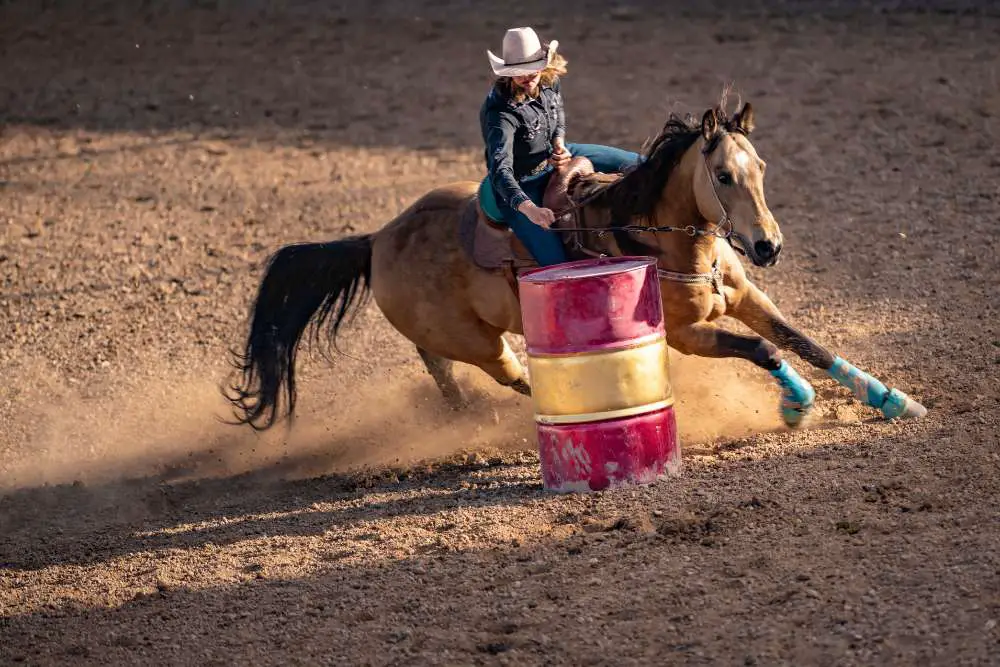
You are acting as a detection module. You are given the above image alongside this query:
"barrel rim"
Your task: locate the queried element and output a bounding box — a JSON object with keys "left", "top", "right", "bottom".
{"left": 518, "top": 255, "right": 657, "bottom": 285}
{"left": 534, "top": 399, "right": 676, "bottom": 425}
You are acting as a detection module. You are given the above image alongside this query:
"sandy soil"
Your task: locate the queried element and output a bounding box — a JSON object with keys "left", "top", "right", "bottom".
{"left": 1, "top": 0, "right": 999, "bottom": 665}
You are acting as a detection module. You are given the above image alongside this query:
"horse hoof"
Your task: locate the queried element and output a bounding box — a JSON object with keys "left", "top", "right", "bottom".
{"left": 770, "top": 361, "right": 816, "bottom": 429}
{"left": 781, "top": 394, "right": 815, "bottom": 429}
{"left": 509, "top": 378, "right": 532, "bottom": 397}
{"left": 782, "top": 407, "right": 809, "bottom": 428}
{"left": 881, "top": 388, "right": 928, "bottom": 420}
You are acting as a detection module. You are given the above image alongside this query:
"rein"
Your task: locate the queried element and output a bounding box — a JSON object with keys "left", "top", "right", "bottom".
{"left": 548, "top": 150, "right": 738, "bottom": 294}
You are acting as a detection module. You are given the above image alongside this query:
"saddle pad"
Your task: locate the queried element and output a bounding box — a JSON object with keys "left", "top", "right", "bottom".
{"left": 477, "top": 177, "right": 505, "bottom": 224}
{"left": 458, "top": 197, "right": 522, "bottom": 272}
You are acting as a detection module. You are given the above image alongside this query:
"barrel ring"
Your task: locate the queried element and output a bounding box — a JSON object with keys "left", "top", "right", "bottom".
{"left": 534, "top": 399, "right": 675, "bottom": 425}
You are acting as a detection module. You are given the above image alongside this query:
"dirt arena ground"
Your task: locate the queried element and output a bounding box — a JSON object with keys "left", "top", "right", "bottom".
{"left": 1, "top": 0, "right": 999, "bottom": 664}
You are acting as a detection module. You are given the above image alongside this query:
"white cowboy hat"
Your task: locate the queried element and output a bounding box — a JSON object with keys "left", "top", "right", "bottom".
{"left": 487, "top": 27, "right": 559, "bottom": 77}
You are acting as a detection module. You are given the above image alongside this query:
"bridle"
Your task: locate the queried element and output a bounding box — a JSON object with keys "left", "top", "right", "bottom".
{"left": 550, "top": 134, "right": 747, "bottom": 294}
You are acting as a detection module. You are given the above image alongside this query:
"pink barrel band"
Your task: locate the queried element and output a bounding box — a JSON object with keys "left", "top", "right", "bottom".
{"left": 519, "top": 257, "right": 666, "bottom": 355}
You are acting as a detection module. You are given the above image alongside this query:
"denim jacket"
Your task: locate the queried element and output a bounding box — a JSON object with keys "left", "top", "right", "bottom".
{"left": 479, "top": 78, "right": 566, "bottom": 212}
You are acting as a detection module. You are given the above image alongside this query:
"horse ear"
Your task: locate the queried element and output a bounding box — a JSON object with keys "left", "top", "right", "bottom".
{"left": 701, "top": 109, "right": 718, "bottom": 141}
{"left": 734, "top": 102, "right": 755, "bottom": 135}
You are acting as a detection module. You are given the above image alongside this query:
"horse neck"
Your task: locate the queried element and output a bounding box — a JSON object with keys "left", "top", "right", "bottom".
{"left": 651, "top": 145, "right": 718, "bottom": 274}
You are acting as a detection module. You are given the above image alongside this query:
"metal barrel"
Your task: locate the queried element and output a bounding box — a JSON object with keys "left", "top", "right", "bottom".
{"left": 518, "top": 256, "right": 681, "bottom": 492}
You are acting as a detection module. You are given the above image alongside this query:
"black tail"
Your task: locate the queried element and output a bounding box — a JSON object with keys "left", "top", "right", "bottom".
{"left": 224, "top": 234, "right": 373, "bottom": 430}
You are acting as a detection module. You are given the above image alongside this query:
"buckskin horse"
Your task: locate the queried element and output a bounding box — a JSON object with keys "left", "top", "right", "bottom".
{"left": 223, "top": 100, "right": 926, "bottom": 432}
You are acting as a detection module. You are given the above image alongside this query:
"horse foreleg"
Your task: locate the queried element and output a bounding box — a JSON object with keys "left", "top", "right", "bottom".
{"left": 669, "top": 321, "right": 817, "bottom": 428}
{"left": 729, "top": 282, "right": 927, "bottom": 421}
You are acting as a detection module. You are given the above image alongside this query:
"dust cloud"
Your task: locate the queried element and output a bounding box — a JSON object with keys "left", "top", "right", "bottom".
{"left": 0, "top": 343, "right": 786, "bottom": 493}
{"left": 668, "top": 349, "right": 785, "bottom": 447}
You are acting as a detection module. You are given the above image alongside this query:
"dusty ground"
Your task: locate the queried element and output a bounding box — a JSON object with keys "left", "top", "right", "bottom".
{"left": 1, "top": 0, "right": 999, "bottom": 665}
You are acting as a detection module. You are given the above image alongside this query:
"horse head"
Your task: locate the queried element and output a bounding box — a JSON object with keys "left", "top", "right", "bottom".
{"left": 567, "top": 98, "right": 784, "bottom": 269}
{"left": 692, "top": 102, "right": 783, "bottom": 267}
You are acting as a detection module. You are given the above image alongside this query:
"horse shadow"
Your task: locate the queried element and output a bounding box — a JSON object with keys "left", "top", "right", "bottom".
{"left": 0, "top": 380, "right": 545, "bottom": 572}
{"left": 0, "top": 455, "right": 551, "bottom": 571}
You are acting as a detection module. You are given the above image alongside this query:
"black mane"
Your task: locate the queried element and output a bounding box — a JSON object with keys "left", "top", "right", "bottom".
{"left": 582, "top": 105, "right": 745, "bottom": 223}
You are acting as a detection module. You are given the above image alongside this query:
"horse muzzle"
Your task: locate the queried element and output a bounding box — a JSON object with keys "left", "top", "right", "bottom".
{"left": 751, "top": 238, "right": 782, "bottom": 267}
{"left": 729, "top": 233, "right": 781, "bottom": 267}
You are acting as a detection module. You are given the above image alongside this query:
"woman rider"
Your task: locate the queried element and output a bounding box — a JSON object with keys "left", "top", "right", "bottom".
{"left": 479, "top": 27, "right": 642, "bottom": 266}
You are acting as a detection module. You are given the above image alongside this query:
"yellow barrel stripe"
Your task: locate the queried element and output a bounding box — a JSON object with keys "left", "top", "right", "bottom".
{"left": 527, "top": 336, "right": 673, "bottom": 419}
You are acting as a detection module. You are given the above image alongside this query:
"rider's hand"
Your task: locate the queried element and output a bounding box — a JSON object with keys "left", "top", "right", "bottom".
{"left": 549, "top": 141, "right": 571, "bottom": 168}
{"left": 518, "top": 201, "right": 556, "bottom": 228}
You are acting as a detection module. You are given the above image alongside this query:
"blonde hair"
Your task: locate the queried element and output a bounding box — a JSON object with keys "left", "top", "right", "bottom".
{"left": 495, "top": 51, "right": 568, "bottom": 103}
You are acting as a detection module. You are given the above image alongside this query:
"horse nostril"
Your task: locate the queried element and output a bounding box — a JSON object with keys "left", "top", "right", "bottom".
{"left": 754, "top": 239, "right": 777, "bottom": 260}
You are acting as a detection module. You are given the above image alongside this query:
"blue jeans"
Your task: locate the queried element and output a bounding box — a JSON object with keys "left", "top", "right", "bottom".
{"left": 488, "top": 142, "right": 642, "bottom": 266}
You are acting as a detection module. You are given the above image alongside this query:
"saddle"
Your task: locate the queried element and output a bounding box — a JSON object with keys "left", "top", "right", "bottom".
{"left": 458, "top": 157, "right": 599, "bottom": 297}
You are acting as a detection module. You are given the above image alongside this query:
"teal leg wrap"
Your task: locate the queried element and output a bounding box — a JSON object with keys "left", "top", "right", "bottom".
{"left": 828, "top": 357, "right": 928, "bottom": 420}
{"left": 769, "top": 360, "right": 816, "bottom": 427}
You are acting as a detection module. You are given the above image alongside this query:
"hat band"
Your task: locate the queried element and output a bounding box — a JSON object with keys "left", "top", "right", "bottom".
{"left": 502, "top": 49, "right": 547, "bottom": 66}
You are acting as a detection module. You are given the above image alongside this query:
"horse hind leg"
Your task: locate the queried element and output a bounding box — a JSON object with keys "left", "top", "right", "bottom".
{"left": 416, "top": 346, "right": 468, "bottom": 410}
{"left": 415, "top": 326, "right": 530, "bottom": 413}
{"left": 478, "top": 334, "right": 532, "bottom": 398}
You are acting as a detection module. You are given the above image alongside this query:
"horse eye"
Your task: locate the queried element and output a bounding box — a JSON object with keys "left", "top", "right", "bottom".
{"left": 716, "top": 171, "right": 734, "bottom": 186}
